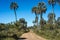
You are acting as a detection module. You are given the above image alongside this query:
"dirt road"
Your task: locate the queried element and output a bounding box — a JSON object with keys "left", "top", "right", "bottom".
{"left": 20, "top": 31, "right": 46, "bottom": 40}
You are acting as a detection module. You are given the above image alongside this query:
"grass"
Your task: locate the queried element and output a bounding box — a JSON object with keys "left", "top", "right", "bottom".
{"left": 1, "top": 37, "right": 16, "bottom": 40}
{"left": 33, "top": 28, "right": 60, "bottom": 40}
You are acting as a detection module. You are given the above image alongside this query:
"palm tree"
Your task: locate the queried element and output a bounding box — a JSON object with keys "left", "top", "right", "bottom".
{"left": 32, "top": 7, "right": 38, "bottom": 27}
{"left": 10, "top": 2, "right": 18, "bottom": 22}
{"left": 38, "top": 2, "right": 47, "bottom": 19}
{"left": 47, "top": 12, "right": 57, "bottom": 30}
{"left": 32, "top": 2, "right": 47, "bottom": 29}
{"left": 48, "top": 0, "right": 56, "bottom": 24}
{"left": 37, "top": 2, "right": 47, "bottom": 29}
{"left": 48, "top": 13, "right": 56, "bottom": 24}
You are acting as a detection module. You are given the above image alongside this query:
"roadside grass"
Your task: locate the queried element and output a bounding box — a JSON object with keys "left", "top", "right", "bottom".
{"left": 33, "top": 28, "right": 60, "bottom": 40}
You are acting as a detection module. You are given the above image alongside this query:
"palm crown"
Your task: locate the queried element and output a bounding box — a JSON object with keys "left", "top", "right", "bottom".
{"left": 38, "top": 2, "right": 47, "bottom": 14}
{"left": 10, "top": 2, "right": 18, "bottom": 22}
{"left": 10, "top": 2, "right": 18, "bottom": 10}
{"left": 48, "top": 0, "right": 56, "bottom": 5}
{"left": 32, "top": 7, "right": 39, "bottom": 15}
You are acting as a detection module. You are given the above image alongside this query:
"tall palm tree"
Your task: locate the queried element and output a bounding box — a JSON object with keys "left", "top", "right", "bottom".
{"left": 48, "top": 0, "right": 56, "bottom": 24}
{"left": 10, "top": 2, "right": 18, "bottom": 22}
{"left": 32, "top": 7, "right": 38, "bottom": 27}
{"left": 32, "top": 2, "right": 47, "bottom": 29}
{"left": 37, "top": 2, "right": 47, "bottom": 29}
{"left": 38, "top": 2, "right": 47, "bottom": 19}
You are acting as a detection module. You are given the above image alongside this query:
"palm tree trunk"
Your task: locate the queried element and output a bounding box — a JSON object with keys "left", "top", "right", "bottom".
{"left": 40, "top": 13, "right": 43, "bottom": 29}
{"left": 14, "top": 8, "right": 17, "bottom": 22}
{"left": 52, "top": 4, "right": 55, "bottom": 24}
{"left": 35, "top": 12, "right": 38, "bottom": 30}
{"left": 40, "top": 13, "right": 43, "bottom": 19}
{"left": 36, "top": 16, "right": 38, "bottom": 30}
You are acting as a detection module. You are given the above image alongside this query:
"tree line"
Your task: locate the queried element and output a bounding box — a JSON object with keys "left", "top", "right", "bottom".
{"left": 32, "top": 0, "right": 60, "bottom": 30}
{"left": 32, "top": 0, "right": 60, "bottom": 40}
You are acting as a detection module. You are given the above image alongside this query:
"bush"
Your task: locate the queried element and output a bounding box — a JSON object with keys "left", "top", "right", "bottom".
{"left": 1, "top": 37, "right": 16, "bottom": 40}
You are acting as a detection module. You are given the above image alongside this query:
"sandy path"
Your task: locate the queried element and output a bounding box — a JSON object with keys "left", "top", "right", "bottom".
{"left": 21, "top": 31, "right": 46, "bottom": 40}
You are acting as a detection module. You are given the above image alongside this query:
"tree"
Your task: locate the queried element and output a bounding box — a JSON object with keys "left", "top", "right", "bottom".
{"left": 48, "top": 13, "right": 56, "bottom": 24}
{"left": 57, "top": 17, "right": 60, "bottom": 23}
{"left": 37, "top": 2, "right": 47, "bottom": 29}
{"left": 48, "top": 0, "right": 56, "bottom": 24}
{"left": 19, "top": 18, "right": 27, "bottom": 32}
{"left": 57, "top": 17, "right": 60, "bottom": 28}
{"left": 10, "top": 2, "right": 18, "bottom": 22}
{"left": 47, "top": 13, "right": 56, "bottom": 30}
{"left": 0, "top": 23, "right": 6, "bottom": 31}
{"left": 32, "top": 2, "right": 47, "bottom": 29}
{"left": 32, "top": 7, "right": 38, "bottom": 28}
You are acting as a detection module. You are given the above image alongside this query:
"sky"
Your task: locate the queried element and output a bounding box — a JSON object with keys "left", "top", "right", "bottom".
{"left": 0, "top": 0, "right": 60, "bottom": 26}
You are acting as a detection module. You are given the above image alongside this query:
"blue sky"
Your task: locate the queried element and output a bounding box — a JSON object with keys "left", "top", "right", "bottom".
{"left": 0, "top": 0, "right": 60, "bottom": 26}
